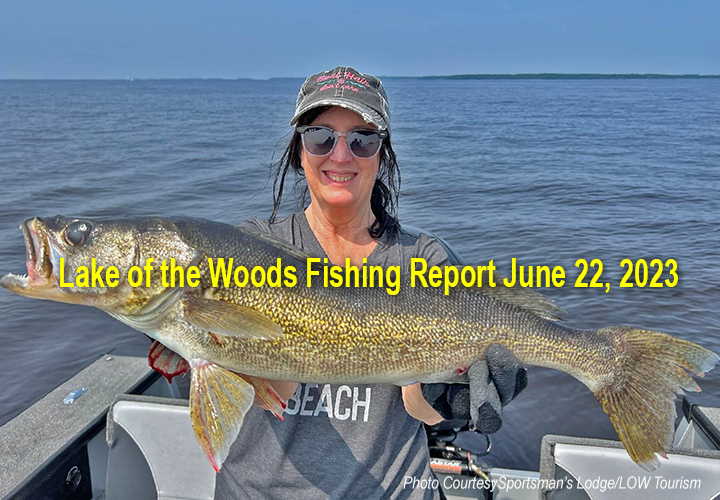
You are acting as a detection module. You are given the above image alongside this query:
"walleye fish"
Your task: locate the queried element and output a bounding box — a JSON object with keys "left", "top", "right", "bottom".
{"left": 1, "top": 216, "right": 717, "bottom": 472}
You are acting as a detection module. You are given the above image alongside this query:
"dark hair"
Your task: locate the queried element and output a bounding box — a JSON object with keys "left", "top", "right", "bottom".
{"left": 270, "top": 107, "right": 401, "bottom": 239}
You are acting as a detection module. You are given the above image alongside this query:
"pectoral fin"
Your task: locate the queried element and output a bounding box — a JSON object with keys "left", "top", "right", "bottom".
{"left": 239, "top": 375, "right": 287, "bottom": 420}
{"left": 148, "top": 341, "right": 189, "bottom": 382}
{"left": 189, "top": 359, "right": 255, "bottom": 472}
{"left": 183, "top": 297, "right": 284, "bottom": 340}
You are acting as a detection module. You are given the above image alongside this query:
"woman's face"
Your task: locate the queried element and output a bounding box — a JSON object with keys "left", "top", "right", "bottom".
{"left": 301, "top": 106, "right": 381, "bottom": 217}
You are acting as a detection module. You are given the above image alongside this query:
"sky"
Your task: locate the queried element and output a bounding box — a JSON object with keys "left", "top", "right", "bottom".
{"left": 1, "top": 0, "right": 718, "bottom": 79}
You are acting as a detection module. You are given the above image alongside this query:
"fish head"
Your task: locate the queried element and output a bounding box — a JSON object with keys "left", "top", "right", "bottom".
{"left": 1, "top": 216, "right": 199, "bottom": 315}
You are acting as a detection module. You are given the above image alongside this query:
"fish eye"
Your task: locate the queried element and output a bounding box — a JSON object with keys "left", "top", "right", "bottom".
{"left": 65, "top": 220, "right": 93, "bottom": 246}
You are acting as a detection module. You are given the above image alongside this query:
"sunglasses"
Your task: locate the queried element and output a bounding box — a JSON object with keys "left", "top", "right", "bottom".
{"left": 297, "top": 126, "right": 388, "bottom": 159}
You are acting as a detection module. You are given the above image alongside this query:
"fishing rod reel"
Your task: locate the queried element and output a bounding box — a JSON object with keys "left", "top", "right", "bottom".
{"left": 426, "top": 422, "right": 493, "bottom": 499}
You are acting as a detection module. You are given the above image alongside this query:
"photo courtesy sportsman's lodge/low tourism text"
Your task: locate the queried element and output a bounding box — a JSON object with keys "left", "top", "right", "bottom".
{"left": 56, "top": 256, "right": 679, "bottom": 295}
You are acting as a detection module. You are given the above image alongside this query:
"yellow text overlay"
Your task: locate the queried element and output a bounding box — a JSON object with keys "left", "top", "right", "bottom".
{"left": 57, "top": 257, "right": 679, "bottom": 295}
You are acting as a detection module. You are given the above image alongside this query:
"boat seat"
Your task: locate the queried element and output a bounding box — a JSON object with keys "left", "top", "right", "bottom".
{"left": 539, "top": 434, "right": 720, "bottom": 499}
{"left": 105, "top": 395, "right": 216, "bottom": 500}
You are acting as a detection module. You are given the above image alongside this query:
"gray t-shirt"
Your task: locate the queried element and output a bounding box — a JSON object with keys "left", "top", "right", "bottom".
{"left": 214, "top": 212, "right": 450, "bottom": 500}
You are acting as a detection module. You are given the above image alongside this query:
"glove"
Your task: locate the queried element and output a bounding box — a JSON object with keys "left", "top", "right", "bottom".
{"left": 421, "top": 344, "right": 527, "bottom": 434}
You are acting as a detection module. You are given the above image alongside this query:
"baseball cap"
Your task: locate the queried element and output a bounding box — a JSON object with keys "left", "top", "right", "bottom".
{"left": 290, "top": 66, "right": 391, "bottom": 133}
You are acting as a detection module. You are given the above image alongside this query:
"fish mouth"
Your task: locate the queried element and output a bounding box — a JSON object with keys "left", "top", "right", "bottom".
{"left": 0, "top": 219, "right": 61, "bottom": 294}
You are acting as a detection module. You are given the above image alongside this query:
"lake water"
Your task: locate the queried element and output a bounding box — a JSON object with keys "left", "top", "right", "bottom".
{"left": 1, "top": 77, "right": 719, "bottom": 471}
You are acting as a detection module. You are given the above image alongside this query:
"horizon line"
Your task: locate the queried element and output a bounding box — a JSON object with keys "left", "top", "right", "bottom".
{"left": 2, "top": 73, "right": 720, "bottom": 81}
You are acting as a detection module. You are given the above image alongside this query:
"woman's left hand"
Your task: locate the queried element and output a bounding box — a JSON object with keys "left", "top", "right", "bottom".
{"left": 420, "top": 344, "right": 528, "bottom": 433}
{"left": 402, "top": 383, "right": 444, "bottom": 425}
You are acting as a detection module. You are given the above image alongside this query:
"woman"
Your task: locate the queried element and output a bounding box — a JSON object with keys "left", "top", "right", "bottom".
{"left": 215, "top": 66, "right": 526, "bottom": 500}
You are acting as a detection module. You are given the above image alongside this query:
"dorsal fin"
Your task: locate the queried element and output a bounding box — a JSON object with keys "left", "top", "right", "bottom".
{"left": 451, "top": 265, "right": 565, "bottom": 320}
{"left": 243, "top": 226, "right": 565, "bottom": 319}
{"left": 237, "top": 226, "right": 315, "bottom": 263}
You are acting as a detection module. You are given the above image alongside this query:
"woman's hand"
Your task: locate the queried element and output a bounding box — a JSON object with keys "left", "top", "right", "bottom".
{"left": 402, "top": 383, "right": 444, "bottom": 425}
{"left": 420, "top": 344, "right": 527, "bottom": 433}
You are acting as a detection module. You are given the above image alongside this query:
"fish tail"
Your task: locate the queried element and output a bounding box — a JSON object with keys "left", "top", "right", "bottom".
{"left": 591, "top": 326, "right": 718, "bottom": 470}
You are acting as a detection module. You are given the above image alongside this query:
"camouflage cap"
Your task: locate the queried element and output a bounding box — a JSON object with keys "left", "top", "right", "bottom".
{"left": 290, "top": 66, "right": 391, "bottom": 133}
